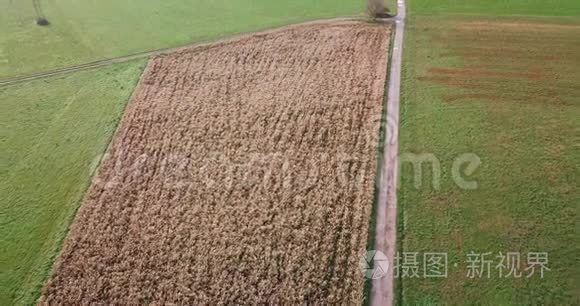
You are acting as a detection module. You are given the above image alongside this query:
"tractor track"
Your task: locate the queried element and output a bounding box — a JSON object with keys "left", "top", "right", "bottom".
{"left": 0, "top": 17, "right": 371, "bottom": 87}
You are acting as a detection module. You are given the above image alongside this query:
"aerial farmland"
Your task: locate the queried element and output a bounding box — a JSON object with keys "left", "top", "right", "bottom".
{"left": 0, "top": 0, "right": 578, "bottom": 305}
{"left": 40, "top": 22, "right": 391, "bottom": 304}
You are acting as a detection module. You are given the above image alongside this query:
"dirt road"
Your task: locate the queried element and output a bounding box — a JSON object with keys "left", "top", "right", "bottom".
{"left": 371, "top": 0, "right": 406, "bottom": 305}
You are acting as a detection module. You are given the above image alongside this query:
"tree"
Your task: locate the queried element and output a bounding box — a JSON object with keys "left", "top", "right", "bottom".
{"left": 367, "top": 0, "right": 390, "bottom": 18}
{"left": 33, "top": 0, "right": 49, "bottom": 26}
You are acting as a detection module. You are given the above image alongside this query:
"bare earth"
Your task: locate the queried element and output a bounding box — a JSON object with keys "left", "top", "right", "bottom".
{"left": 41, "top": 21, "right": 391, "bottom": 304}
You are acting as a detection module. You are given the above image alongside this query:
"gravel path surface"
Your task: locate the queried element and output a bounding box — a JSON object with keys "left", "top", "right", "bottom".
{"left": 371, "top": 0, "right": 406, "bottom": 305}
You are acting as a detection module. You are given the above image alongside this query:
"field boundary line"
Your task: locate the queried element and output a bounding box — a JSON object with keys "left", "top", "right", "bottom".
{"left": 371, "top": 0, "right": 405, "bottom": 305}
{"left": 411, "top": 11, "right": 580, "bottom": 19}
{"left": 0, "top": 16, "right": 369, "bottom": 87}
{"left": 35, "top": 58, "right": 156, "bottom": 303}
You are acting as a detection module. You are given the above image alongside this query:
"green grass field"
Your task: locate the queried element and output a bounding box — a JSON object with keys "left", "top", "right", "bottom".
{"left": 0, "top": 60, "right": 145, "bottom": 305}
{"left": 398, "top": 14, "right": 580, "bottom": 305}
{"left": 0, "top": 0, "right": 366, "bottom": 78}
{"left": 408, "top": 0, "right": 580, "bottom": 16}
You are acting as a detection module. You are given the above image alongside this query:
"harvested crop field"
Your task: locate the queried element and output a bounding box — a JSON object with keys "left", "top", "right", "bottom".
{"left": 41, "top": 22, "right": 391, "bottom": 304}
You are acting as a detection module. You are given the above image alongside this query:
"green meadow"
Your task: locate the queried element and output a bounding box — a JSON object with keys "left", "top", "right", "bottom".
{"left": 0, "top": 0, "right": 365, "bottom": 78}
{"left": 408, "top": 0, "right": 580, "bottom": 16}
{"left": 0, "top": 60, "right": 146, "bottom": 304}
{"left": 398, "top": 8, "right": 580, "bottom": 306}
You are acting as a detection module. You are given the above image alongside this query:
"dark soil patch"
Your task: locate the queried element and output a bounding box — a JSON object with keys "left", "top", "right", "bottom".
{"left": 428, "top": 67, "right": 545, "bottom": 81}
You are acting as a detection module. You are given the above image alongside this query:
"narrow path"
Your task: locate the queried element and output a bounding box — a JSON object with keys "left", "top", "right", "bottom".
{"left": 0, "top": 17, "right": 360, "bottom": 87}
{"left": 371, "top": 0, "right": 406, "bottom": 305}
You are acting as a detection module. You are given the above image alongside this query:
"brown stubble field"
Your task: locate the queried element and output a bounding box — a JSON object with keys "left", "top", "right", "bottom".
{"left": 40, "top": 22, "right": 391, "bottom": 304}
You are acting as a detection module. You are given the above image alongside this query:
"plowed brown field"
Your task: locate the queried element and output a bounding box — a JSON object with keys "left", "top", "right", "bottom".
{"left": 41, "top": 21, "right": 391, "bottom": 304}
